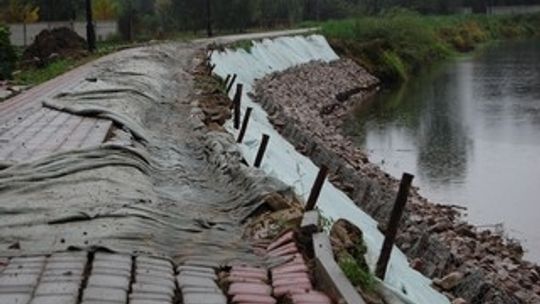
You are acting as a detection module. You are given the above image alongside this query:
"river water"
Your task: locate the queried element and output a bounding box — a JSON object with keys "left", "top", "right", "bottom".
{"left": 344, "top": 39, "right": 540, "bottom": 263}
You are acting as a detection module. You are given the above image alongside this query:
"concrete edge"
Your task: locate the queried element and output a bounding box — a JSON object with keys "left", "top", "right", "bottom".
{"left": 312, "top": 232, "right": 367, "bottom": 304}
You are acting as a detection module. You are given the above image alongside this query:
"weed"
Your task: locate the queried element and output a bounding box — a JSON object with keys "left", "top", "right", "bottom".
{"left": 338, "top": 252, "right": 376, "bottom": 293}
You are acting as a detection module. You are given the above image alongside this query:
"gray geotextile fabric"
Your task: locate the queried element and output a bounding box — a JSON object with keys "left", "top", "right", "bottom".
{"left": 0, "top": 43, "right": 292, "bottom": 265}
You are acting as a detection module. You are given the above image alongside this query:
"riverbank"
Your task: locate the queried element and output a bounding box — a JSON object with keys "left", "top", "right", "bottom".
{"left": 321, "top": 11, "right": 540, "bottom": 83}
{"left": 251, "top": 58, "right": 540, "bottom": 303}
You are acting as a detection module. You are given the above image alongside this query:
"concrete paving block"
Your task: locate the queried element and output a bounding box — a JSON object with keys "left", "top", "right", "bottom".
{"left": 176, "top": 265, "right": 215, "bottom": 274}
{"left": 48, "top": 252, "right": 87, "bottom": 259}
{"left": 181, "top": 286, "right": 222, "bottom": 294}
{"left": 92, "top": 260, "right": 131, "bottom": 272}
{"left": 130, "top": 292, "right": 172, "bottom": 301}
{"left": 183, "top": 293, "right": 226, "bottom": 304}
{"left": 48, "top": 254, "right": 87, "bottom": 264}
{"left": 81, "top": 301, "right": 123, "bottom": 304}
{"left": 4, "top": 262, "right": 44, "bottom": 272}
{"left": 41, "top": 269, "right": 84, "bottom": 280}
{"left": 82, "top": 287, "right": 127, "bottom": 302}
{"left": 0, "top": 293, "right": 32, "bottom": 304}
{"left": 135, "top": 275, "right": 176, "bottom": 290}
{"left": 1, "top": 267, "right": 43, "bottom": 275}
{"left": 136, "top": 267, "right": 173, "bottom": 278}
{"left": 131, "top": 282, "right": 175, "bottom": 296}
{"left": 130, "top": 299, "right": 172, "bottom": 304}
{"left": 179, "top": 270, "right": 217, "bottom": 280}
{"left": 30, "top": 294, "right": 78, "bottom": 304}
{"left": 90, "top": 266, "right": 131, "bottom": 278}
{"left": 87, "top": 274, "right": 130, "bottom": 290}
{"left": 177, "top": 275, "right": 217, "bottom": 289}
{"left": 10, "top": 256, "right": 46, "bottom": 265}
{"left": 301, "top": 210, "right": 321, "bottom": 234}
{"left": 35, "top": 281, "right": 80, "bottom": 296}
{"left": 136, "top": 263, "right": 174, "bottom": 275}
{"left": 135, "top": 257, "right": 172, "bottom": 268}
{"left": 183, "top": 259, "right": 220, "bottom": 269}
{"left": 0, "top": 285, "right": 34, "bottom": 293}
{"left": 0, "top": 273, "right": 40, "bottom": 286}
{"left": 44, "top": 261, "right": 86, "bottom": 271}
{"left": 94, "top": 253, "right": 132, "bottom": 264}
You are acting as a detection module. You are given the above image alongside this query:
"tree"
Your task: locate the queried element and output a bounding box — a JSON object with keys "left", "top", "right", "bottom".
{"left": 0, "top": 24, "right": 17, "bottom": 80}
{"left": 155, "top": 0, "right": 173, "bottom": 32}
{"left": 2, "top": 0, "right": 40, "bottom": 46}
{"left": 31, "top": 0, "right": 82, "bottom": 22}
{"left": 93, "top": 0, "right": 119, "bottom": 20}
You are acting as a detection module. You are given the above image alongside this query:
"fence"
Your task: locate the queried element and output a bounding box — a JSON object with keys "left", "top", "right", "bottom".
{"left": 8, "top": 21, "right": 118, "bottom": 47}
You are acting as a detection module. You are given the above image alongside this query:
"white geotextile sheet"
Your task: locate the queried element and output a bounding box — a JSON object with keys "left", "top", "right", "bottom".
{"left": 211, "top": 35, "right": 450, "bottom": 304}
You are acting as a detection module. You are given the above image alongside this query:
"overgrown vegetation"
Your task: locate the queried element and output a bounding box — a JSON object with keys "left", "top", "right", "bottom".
{"left": 0, "top": 24, "right": 16, "bottom": 80}
{"left": 322, "top": 10, "right": 540, "bottom": 82}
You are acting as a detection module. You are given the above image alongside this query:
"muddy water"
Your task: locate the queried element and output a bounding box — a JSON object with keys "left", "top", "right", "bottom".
{"left": 344, "top": 39, "right": 540, "bottom": 263}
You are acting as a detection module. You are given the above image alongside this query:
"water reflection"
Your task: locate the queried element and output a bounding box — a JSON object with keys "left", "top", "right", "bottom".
{"left": 344, "top": 39, "right": 540, "bottom": 263}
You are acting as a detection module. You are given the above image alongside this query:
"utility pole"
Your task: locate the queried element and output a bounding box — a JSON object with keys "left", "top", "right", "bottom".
{"left": 206, "top": 0, "right": 213, "bottom": 37}
{"left": 85, "top": 0, "right": 96, "bottom": 52}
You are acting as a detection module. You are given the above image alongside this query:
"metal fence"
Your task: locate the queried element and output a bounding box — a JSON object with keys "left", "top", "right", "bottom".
{"left": 7, "top": 20, "right": 118, "bottom": 47}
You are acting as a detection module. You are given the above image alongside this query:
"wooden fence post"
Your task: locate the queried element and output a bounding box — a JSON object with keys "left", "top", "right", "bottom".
{"left": 305, "top": 165, "right": 329, "bottom": 211}
{"left": 375, "top": 172, "right": 414, "bottom": 280}
{"left": 237, "top": 107, "right": 253, "bottom": 144}
{"left": 226, "top": 74, "right": 237, "bottom": 94}
{"left": 254, "top": 134, "right": 270, "bottom": 168}
{"left": 233, "top": 84, "right": 243, "bottom": 129}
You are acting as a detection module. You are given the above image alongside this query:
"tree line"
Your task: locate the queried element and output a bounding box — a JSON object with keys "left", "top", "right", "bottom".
{"left": 1, "top": 0, "right": 540, "bottom": 38}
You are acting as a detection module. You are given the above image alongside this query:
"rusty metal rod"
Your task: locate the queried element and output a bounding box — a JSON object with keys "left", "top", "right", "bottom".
{"left": 254, "top": 134, "right": 270, "bottom": 168}
{"left": 375, "top": 172, "right": 414, "bottom": 280}
{"left": 226, "top": 74, "right": 237, "bottom": 94}
{"left": 305, "top": 165, "right": 329, "bottom": 211}
{"left": 233, "top": 84, "right": 243, "bottom": 129}
{"left": 237, "top": 107, "right": 253, "bottom": 144}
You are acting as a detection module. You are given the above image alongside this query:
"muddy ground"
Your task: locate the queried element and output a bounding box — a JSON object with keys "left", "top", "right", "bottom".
{"left": 252, "top": 59, "right": 540, "bottom": 304}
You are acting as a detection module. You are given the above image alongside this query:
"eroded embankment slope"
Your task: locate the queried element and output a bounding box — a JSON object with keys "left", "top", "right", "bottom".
{"left": 0, "top": 42, "right": 292, "bottom": 265}
{"left": 212, "top": 34, "right": 451, "bottom": 304}
{"left": 252, "top": 58, "right": 540, "bottom": 304}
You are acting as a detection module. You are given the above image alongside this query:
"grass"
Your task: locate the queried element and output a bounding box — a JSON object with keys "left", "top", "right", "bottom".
{"left": 14, "top": 59, "right": 78, "bottom": 85}
{"left": 12, "top": 39, "right": 134, "bottom": 86}
{"left": 322, "top": 10, "right": 540, "bottom": 83}
{"left": 338, "top": 252, "right": 376, "bottom": 293}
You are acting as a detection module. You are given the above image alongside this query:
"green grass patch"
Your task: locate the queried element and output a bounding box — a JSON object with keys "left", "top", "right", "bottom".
{"left": 14, "top": 59, "right": 78, "bottom": 85}
{"left": 322, "top": 10, "right": 540, "bottom": 83}
{"left": 338, "top": 253, "right": 376, "bottom": 293}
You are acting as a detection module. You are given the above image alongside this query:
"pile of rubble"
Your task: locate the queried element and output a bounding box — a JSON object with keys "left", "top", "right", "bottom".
{"left": 252, "top": 59, "right": 540, "bottom": 304}
{"left": 0, "top": 80, "right": 28, "bottom": 100}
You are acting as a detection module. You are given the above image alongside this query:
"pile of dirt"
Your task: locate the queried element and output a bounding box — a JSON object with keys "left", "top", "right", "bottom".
{"left": 22, "top": 27, "right": 87, "bottom": 66}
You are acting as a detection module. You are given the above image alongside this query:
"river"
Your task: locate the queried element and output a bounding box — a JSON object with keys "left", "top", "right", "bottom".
{"left": 344, "top": 39, "right": 540, "bottom": 263}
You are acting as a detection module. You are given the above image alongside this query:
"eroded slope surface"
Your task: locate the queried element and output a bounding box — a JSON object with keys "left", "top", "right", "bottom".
{"left": 0, "top": 43, "right": 290, "bottom": 264}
